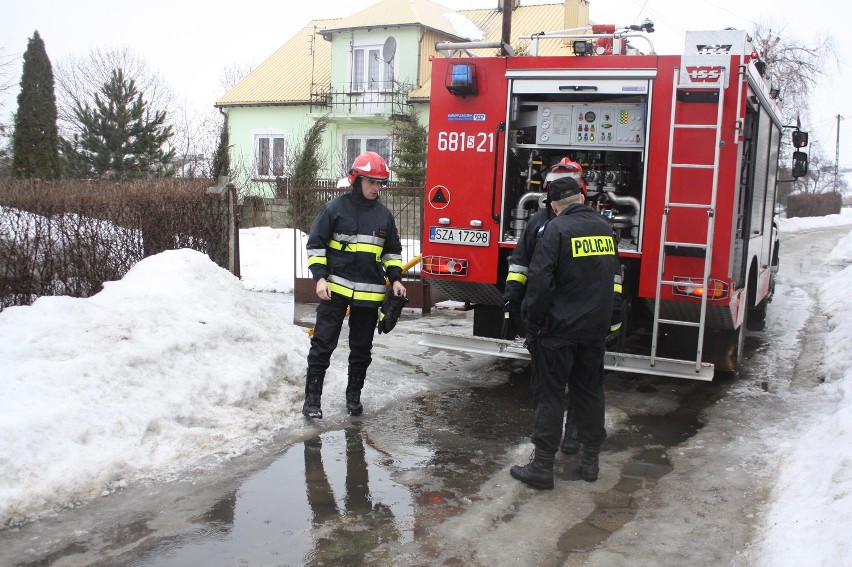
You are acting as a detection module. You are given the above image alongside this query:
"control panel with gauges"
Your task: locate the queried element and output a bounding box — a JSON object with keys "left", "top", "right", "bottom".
{"left": 535, "top": 102, "right": 645, "bottom": 148}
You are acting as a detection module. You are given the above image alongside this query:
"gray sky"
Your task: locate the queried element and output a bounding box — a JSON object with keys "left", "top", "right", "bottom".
{"left": 1, "top": 0, "right": 848, "bottom": 184}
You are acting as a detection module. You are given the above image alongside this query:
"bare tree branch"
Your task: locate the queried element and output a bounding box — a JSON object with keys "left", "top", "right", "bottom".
{"left": 54, "top": 47, "right": 175, "bottom": 138}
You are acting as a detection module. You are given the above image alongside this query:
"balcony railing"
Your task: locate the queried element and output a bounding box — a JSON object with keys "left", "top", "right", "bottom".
{"left": 309, "top": 81, "right": 411, "bottom": 117}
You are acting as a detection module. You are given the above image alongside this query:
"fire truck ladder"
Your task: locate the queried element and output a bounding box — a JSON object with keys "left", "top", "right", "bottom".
{"left": 650, "top": 67, "right": 726, "bottom": 375}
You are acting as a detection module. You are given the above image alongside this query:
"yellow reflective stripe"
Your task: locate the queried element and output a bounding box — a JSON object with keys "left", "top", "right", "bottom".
{"left": 384, "top": 258, "right": 403, "bottom": 270}
{"left": 610, "top": 321, "right": 622, "bottom": 332}
{"left": 308, "top": 256, "right": 327, "bottom": 267}
{"left": 353, "top": 289, "right": 386, "bottom": 303}
{"left": 327, "top": 282, "right": 383, "bottom": 303}
{"left": 328, "top": 275, "right": 385, "bottom": 294}
{"left": 327, "top": 239, "right": 384, "bottom": 261}
{"left": 506, "top": 272, "right": 528, "bottom": 285}
{"left": 571, "top": 236, "right": 615, "bottom": 257}
{"left": 614, "top": 283, "right": 623, "bottom": 294}
{"left": 328, "top": 281, "right": 353, "bottom": 297}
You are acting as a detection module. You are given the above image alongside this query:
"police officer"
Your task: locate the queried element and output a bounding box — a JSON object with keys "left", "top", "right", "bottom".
{"left": 303, "top": 151, "right": 406, "bottom": 419}
{"left": 510, "top": 175, "right": 619, "bottom": 489}
{"left": 503, "top": 158, "right": 587, "bottom": 455}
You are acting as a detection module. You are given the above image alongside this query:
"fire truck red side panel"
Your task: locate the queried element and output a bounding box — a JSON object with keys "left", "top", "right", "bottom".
{"left": 423, "top": 57, "right": 509, "bottom": 285}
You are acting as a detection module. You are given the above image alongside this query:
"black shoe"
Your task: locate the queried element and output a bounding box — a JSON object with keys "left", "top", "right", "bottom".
{"left": 578, "top": 444, "right": 601, "bottom": 482}
{"left": 510, "top": 449, "right": 554, "bottom": 490}
{"left": 346, "top": 368, "right": 366, "bottom": 417}
{"left": 561, "top": 425, "right": 580, "bottom": 455}
{"left": 346, "top": 400, "right": 363, "bottom": 416}
{"left": 303, "top": 371, "right": 325, "bottom": 419}
{"left": 302, "top": 401, "right": 322, "bottom": 419}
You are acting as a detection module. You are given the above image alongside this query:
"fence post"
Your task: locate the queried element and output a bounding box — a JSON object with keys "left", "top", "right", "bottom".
{"left": 205, "top": 177, "right": 239, "bottom": 276}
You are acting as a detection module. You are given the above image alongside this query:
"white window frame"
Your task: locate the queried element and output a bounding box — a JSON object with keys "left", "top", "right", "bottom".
{"left": 252, "top": 130, "right": 287, "bottom": 179}
{"left": 342, "top": 131, "right": 392, "bottom": 180}
{"left": 349, "top": 39, "right": 394, "bottom": 93}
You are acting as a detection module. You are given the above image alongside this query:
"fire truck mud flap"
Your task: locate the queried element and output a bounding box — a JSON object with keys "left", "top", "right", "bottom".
{"left": 419, "top": 331, "right": 715, "bottom": 381}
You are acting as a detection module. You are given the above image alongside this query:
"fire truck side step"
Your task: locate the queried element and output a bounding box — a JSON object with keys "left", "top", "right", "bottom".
{"left": 418, "top": 331, "right": 715, "bottom": 381}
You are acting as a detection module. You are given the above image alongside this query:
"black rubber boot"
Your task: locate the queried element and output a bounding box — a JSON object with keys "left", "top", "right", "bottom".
{"left": 346, "top": 368, "right": 366, "bottom": 416}
{"left": 578, "top": 443, "right": 602, "bottom": 482}
{"left": 302, "top": 371, "right": 325, "bottom": 419}
{"left": 561, "top": 415, "right": 580, "bottom": 455}
{"left": 510, "top": 448, "right": 555, "bottom": 490}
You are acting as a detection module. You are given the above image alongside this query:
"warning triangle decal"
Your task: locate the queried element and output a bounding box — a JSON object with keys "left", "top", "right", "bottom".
{"left": 431, "top": 188, "right": 448, "bottom": 204}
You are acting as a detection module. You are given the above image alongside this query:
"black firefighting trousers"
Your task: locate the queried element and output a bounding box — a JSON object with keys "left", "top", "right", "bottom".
{"left": 529, "top": 337, "right": 607, "bottom": 454}
{"left": 307, "top": 294, "right": 379, "bottom": 374}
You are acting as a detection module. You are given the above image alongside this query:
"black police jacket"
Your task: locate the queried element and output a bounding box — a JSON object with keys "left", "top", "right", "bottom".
{"left": 521, "top": 203, "right": 619, "bottom": 341}
{"left": 306, "top": 187, "right": 403, "bottom": 308}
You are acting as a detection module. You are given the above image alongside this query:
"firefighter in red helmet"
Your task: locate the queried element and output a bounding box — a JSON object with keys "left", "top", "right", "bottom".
{"left": 303, "top": 151, "right": 407, "bottom": 419}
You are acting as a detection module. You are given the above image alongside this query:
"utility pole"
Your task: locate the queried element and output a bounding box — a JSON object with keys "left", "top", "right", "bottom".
{"left": 835, "top": 114, "right": 843, "bottom": 193}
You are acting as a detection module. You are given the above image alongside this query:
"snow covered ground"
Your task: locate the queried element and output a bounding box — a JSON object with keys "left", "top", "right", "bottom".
{"left": 1, "top": 208, "right": 851, "bottom": 565}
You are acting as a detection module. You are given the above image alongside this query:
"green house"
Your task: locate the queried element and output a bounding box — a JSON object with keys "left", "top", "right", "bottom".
{"left": 215, "top": 0, "right": 589, "bottom": 196}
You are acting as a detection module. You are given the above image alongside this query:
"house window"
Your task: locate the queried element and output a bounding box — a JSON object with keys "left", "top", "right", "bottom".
{"left": 255, "top": 135, "right": 286, "bottom": 178}
{"left": 351, "top": 44, "right": 393, "bottom": 92}
{"left": 345, "top": 137, "right": 391, "bottom": 175}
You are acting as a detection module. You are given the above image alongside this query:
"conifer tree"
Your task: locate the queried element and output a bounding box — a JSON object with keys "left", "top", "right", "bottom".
{"left": 12, "top": 31, "right": 60, "bottom": 179}
{"left": 391, "top": 107, "right": 427, "bottom": 187}
{"left": 70, "top": 68, "right": 174, "bottom": 178}
{"left": 211, "top": 114, "right": 230, "bottom": 181}
{"left": 289, "top": 116, "right": 330, "bottom": 232}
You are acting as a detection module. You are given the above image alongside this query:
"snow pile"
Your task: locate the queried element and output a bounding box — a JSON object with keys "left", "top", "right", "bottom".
{"left": 757, "top": 208, "right": 852, "bottom": 566}
{"left": 0, "top": 249, "right": 308, "bottom": 525}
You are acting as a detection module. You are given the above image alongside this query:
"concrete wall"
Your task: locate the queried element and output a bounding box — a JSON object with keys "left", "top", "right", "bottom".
{"left": 240, "top": 196, "right": 292, "bottom": 229}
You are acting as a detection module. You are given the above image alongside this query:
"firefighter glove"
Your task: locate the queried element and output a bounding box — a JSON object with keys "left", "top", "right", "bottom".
{"left": 504, "top": 300, "right": 522, "bottom": 323}
{"left": 377, "top": 294, "right": 409, "bottom": 334}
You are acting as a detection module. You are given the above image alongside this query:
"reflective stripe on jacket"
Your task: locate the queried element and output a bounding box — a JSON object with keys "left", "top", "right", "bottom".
{"left": 503, "top": 207, "right": 553, "bottom": 303}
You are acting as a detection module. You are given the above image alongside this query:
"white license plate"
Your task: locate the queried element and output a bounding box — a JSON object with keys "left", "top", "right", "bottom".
{"left": 429, "top": 227, "right": 490, "bottom": 247}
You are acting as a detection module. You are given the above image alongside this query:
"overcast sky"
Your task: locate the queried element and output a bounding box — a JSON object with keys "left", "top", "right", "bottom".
{"left": 1, "top": 0, "right": 848, "bottom": 182}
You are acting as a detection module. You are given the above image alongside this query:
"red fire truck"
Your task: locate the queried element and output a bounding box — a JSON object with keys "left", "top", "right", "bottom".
{"left": 418, "top": 24, "right": 809, "bottom": 380}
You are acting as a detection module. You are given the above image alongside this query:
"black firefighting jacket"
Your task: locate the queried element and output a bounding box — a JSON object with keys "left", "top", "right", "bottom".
{"left": 306, "top": 187, "right": 403, "bottom": 308}
{"left": 503, "top": 206, "right": 554, "bottom": 303}
{"left": 521, "top": 203, "right": 620, "bottom": 341}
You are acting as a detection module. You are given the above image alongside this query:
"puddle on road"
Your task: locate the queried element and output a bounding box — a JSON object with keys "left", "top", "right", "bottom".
{"left": 119, "top": 369, "right": 722, "bottom": 566}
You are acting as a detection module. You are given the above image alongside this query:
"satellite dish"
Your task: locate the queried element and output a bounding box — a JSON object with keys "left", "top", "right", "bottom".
{"left": 382, "top": 37, "right": 397, "bottom": 62}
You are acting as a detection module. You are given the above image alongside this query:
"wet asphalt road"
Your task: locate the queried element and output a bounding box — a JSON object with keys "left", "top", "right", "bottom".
{"left": 3, "top": 223, "right": 846, "bottom": 566}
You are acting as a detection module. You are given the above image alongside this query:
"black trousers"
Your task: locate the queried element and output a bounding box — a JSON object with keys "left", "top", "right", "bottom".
{"left": 529, "top": 337, "right": 607, "bottom": 454}
{"left": 307, "top": 294, "right": 379, "bottom": 374}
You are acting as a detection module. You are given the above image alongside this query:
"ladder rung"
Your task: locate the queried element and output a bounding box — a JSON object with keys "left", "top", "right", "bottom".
{"left": 664, "top": 241, "right": 707, "bottom": 248}
{"left": 657, "top": 318, "right": 701, "bottom": 328}
{"left": 673, "top": 123, "right": 718, "bottom": 129}
{"left": 671, "top": 163, "right": 715, "bottom": 169}
{"left": 667, "top": 202, "right": 713, "bottom": 209}
{"left": 676, "top": 84, "right": 722, "bottom": 91}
